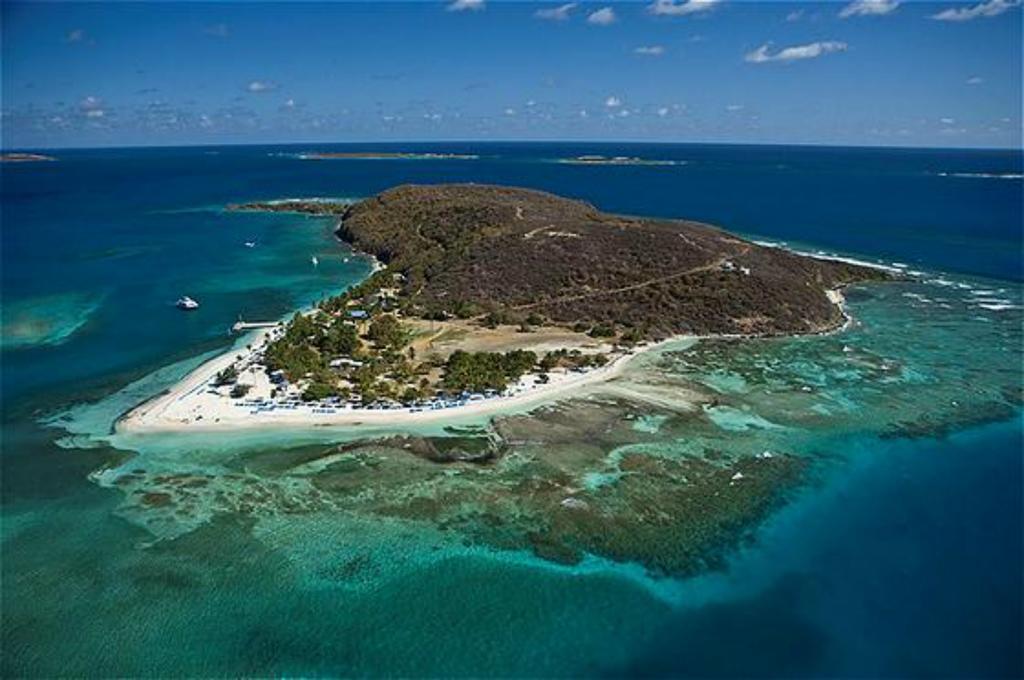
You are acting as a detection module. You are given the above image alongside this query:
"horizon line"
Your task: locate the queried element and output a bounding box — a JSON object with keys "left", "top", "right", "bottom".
{"left": 4, "top": 138, "right": 1022, "bottom": 154}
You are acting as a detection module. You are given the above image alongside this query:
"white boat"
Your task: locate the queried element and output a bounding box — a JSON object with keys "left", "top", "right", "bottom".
{"left": 244, "top": 241, "right": 257, "bottom": 248}
{"left": 176, "top": 296, "right": 200, "bottom": 310}
{"left": 311, "top": 255, "right": 319, "bottom": 266}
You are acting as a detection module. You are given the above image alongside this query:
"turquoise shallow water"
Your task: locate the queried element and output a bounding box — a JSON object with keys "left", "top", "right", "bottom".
{"left": 2, "top": 143, "right": 1021, "bottom": 677}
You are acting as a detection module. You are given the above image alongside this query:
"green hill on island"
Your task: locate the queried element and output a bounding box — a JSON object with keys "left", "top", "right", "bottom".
{"left": 335, "top": 183, "right": 885, "bottom": 338}
{"left": 224, "top": 184, "right": 889, "bottom": 405}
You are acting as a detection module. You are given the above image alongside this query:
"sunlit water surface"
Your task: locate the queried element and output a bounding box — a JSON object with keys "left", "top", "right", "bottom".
{"left": 2, "top": 143, "right": 1021, "bottom": 677}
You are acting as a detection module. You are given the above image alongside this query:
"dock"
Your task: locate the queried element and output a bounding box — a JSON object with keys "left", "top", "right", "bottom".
{"left": 231, "top": 320, "right": 280, "bottom": 333}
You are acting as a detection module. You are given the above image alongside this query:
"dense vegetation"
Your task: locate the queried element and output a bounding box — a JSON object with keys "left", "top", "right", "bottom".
{"left": 259, "top": 303, "right": 548, "bottom": 404}
{"left": 443, "top": 350, "right": 538, "bottom": 392}
{"left": 233, "top": 183, "right": 889, "bottom": 407}
{"left": 337, "top": 184, "right": 888, "bottom": 338}
{"left": 264, "top": 313, "right": 329, "bottom": 380}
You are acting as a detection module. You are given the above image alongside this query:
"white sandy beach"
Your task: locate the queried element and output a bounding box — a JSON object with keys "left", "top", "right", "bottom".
{"left": 117, "top": 282, "right": 850, "bottom": 435}
{"left": 116, "top": 331, "right": 657, "bottom": 434}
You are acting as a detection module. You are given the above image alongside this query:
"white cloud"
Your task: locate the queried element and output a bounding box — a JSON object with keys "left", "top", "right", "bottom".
{"left": 65, "top": 29, "right": 86, "bottom": 43}
{"left": 447, "top": 0, "right": 485, "bottom": 11}
{"left": 587, "top": 7, "right": 617, "bottom": 25}
{"left": 79, "top": 95, "right": 106, "bottom": 119}
{"left": 726, "top": 104, "right": 744, "bottom": 111}
{"left": 656, "top": 107, "right": 670, "bottom": 117}
{"left": 839, "top": 0, "right": 899, "bottom": 18}
{"left": 634, "top": 45, "right": 666, "bottom": 55}
{"left": 617, "top": 109, "right": 631, "bottom": 117}
{"left": 579, "top": 109, "right": 589, "bottom": 118}
{"left": 283, "top": 98, "right": 296, "bottom": 108}
{"left": 504, "top": 108, "right": 516, "bottom": 116}
{"left": 932, "top": 0, "right": 1020, "bottom": 21}
{"left": 940, "top": 117, "right": 956, "bottom": 124}
{"left": 648, "top": 0, "right": 720, "bottom": 17}
{"left": 535, "top": 2, "right": 577, "bottom": 20}
{"left": 246, "top": 80, "right": 277, "bottom": 93}
{"left": 785, "top": 9, "right": 804, "bottom": 21}
{"left": 966, "top": 76, "right": 984, "bottom": 85}
{"left": 745, "top": 40, "right": 848, "bottom": 63}
{"left": 605, "top": 95, "right": 623, "bottom": 108}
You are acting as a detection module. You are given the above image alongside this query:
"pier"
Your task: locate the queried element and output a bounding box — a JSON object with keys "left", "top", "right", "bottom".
{"left": 231, "top": 320, "right": 280, "bottom": 333}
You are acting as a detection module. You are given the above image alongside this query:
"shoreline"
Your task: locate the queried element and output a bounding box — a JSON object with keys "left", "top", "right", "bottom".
{"left": 115, "top": 284, "right": 852, "bottom": 435}
{"left": 116, "top": 331, "right": 653, "bottom": 433}
{"left": 114, "top": 190, "right": 871, "bottom": 437}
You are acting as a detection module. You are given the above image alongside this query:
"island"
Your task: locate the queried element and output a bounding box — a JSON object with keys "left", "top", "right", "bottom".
{"left": 295, "top": 151, "right": 478, "bottom": 161}
{"left": 120, "top": 183, "right": 887, "bottom": 432}
{"left": 557, "top": 155, "right": 682, "bottom": 166}
{"left": 1, "top": 152, "right": 57, "bottom": 163}
{"left": 227, "top": 198, "right": 352, "bottom": 216}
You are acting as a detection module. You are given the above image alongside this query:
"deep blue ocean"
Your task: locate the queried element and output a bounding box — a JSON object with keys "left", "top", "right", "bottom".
{"left": 2, "top": 143, "right": 1021, "bottom": 677}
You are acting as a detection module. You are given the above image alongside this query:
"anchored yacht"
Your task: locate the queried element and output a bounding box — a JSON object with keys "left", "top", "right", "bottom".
{"left": 176, "top": 296, "right": 200, "bottom": 310}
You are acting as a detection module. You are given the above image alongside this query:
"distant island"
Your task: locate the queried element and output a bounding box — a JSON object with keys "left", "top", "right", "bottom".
{"left": 227, "top": 198, "right": 352, "bottom": 215}
{"left": 557, "top": 155, "right": 682, "bottom": 166}
{"left": 1, "top": 152, "right": 56, "bottom": 163}
{"left": 122, "top": 184, "right": 887, "bottom": 432}
{"left": 295, "top": 151, "right": 478, "bottom": 161}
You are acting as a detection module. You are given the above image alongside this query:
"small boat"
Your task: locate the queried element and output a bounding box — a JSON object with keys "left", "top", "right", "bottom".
{"left": 311, "top": 255, "right": 319, "bottom": 266}
{"left": 244, "top": 241, "right": 257, "bottom": 248}
{"left": 176, "top": 296, "right": 200, "bottom": 310}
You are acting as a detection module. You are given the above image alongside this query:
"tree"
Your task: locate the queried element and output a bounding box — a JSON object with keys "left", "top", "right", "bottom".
{"left": 213, "top": 365, "right": 239, "bottom": 386}
{"left": 230, "top": 383, "right": 252, "bottom": 398}
{"left": 376, "top": 380, "right": 397, "bottom": 401}
{"left": 483, "top": 310, "right": 510, "bottom": 328}
{"left": 443, "top": 350, "right": 537, "bottom": 392}
{"left": 302, "top": 380, "right": 337, "bottom": 402}
{"left": 285, "top": 312, "right": 317, "bottom": 342}
{"left": 264, "top": 340, "right": 323, "bottom": 381}
{"left": 503, "top": 350, "right": 538, "bottom": 378}
{"left": 453, "top": 300, "right": 482, "bottom": 319}
{"left": 367, "top": 315, "right": 407, "bottom": 349}
{"left": 321, "top": 323, "right": 361, "bottom": 356}
{"left": 619, "top": 327, "right": 645, "bottom": 345}
{"left": 539, "top": 353, "right": 559, "bottom": 371}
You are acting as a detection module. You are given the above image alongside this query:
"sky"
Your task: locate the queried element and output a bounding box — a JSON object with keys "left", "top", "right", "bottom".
{"left": 1, "top": 0, "right": 1021, "bottom": 149}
